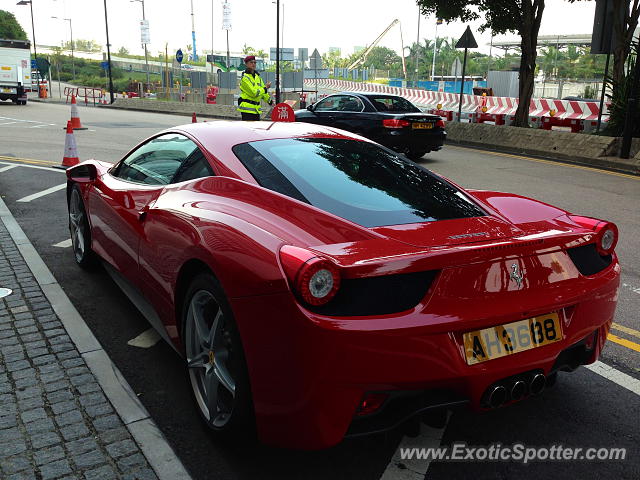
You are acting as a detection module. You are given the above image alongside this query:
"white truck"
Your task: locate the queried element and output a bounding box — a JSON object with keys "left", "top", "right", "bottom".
{"left": 0, "top": 38, "right": 32, "bottom": 105}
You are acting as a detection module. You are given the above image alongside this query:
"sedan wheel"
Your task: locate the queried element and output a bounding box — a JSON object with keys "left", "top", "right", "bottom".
{"left": 68, "top": 187, "right": 95, "bottom": 268}
{"left": 183, "top": 273, "right": 254, "bottom": 437}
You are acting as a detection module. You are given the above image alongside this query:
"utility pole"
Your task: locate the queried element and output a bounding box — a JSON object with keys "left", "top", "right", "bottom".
{"left": 51, "top": 16, "right": 75, "bottom": 81}
{"left": 414, "top": 8, "right": 420, "bottom": 84}
{"left": 131, "top": 0, "right": 150, "bottom": 89}
{"left": 17, "top": 1, "right": 39, "bottom": 95}
{"left": 191, "top": 0, "right": 197, "bottom": 61}
{"left": 103, "top": 0, "right": 114, "bottom": 103}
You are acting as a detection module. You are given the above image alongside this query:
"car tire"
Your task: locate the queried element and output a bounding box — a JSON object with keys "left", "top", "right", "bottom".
{"left": 182, "top": 272, "right": 256, "bottom": 441}
{"left": 68, "top": 186, "right": 97, "bottom": 269}
{"left": 406, "top": 150, "right": 428, "bottom": 161}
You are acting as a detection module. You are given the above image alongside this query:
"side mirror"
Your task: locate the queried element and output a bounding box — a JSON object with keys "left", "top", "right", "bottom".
{"left": 67, "top": 164, "right": 97, "bottom": 183}
{"left": 307, "top": 104, "right": 315, "bottom": 112}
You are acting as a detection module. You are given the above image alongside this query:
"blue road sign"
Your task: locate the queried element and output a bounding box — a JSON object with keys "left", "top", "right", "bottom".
{"left": 31, "top": 59, "right": 37, "bottom": 69}
{"left": 100, "top": 61, "right": 110, "bottom": 70}
{"left": 176, "top": 49, "right": 184, "bottom": 64}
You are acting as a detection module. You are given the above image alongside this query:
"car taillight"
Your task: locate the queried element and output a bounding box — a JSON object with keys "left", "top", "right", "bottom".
{"left": 569, "top": 215, "right": 618, "bottom": 256}
{"left": 436, "top": 119, "right": 446, "bottom": 128}
{"left": 382, "top": 118, "right": 410, "bottom": 128}
{"left": 279, "top": 245, "right": 341, "bottom": 306}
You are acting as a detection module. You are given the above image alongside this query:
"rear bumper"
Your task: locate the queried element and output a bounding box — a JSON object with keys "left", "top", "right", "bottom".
{"left": 377, "top": 129, "right": 447, "bottom": 152}
{"left": 230, "top": 258, "right": 619, "bottom": 450}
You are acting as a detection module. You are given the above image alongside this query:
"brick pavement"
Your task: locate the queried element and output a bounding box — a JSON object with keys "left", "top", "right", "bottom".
{"left": 0, "top": 220, "right": 159, "bottom": 480}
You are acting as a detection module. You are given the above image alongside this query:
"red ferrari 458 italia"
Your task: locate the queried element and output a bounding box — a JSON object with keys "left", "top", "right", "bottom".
{"left": 66, "top": 121, "right": 620, "bottom": 450}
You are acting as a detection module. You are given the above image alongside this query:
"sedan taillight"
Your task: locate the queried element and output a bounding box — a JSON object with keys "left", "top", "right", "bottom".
{"left": 382, "top": 118, "right": 410, "bottom": 128}
{"left": 436, "top": 119, "right": 446, "bottom": 128}
{"left": 279, "top": 245, "right": 341, "bottom": 306}
{"left": 569, "top": 215, "right": 618, "bottom": 256}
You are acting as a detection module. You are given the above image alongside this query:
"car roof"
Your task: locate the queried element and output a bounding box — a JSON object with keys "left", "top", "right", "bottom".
{"left": 335, "top": 91, "right": 403, "bottom": 99}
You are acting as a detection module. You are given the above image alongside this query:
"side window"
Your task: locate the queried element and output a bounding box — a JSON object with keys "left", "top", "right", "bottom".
{"left": 338, "top": 95, "right": 364, "bottom": 112}
{"left": 113, "top": 134, "right": 207, "bottom": 185}
{"left": 314, "top": 95, "right": 346, "bottom": 111}
{"left": 172, "top": 148, "right": 215, "bottom": 183}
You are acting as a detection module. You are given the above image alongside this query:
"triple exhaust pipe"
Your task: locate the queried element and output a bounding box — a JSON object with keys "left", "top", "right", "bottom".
{"left": 485, "top": 373, "right": 546, "bottom": 409}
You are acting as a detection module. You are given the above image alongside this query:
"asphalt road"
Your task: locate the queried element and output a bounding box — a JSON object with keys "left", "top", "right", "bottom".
{"left": 0, "top": 101, "right": 638, "bottom": 480}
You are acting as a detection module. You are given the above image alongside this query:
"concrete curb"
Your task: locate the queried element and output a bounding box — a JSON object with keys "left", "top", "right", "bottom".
{"left": 446, "top": 139, "right": 640, "bottom": 176}
{"left": 0, "top": 195, "right": 193, "bottom": 480}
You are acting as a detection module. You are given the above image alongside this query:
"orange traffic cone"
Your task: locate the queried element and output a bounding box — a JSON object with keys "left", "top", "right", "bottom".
{"left": 60, "top": 121, "right": 80, "bottom": 169}
{"left": 192, "top": 112, "right": 197, "bottom": 123}
{"left": 66, "top": 94, "right": 87, "bottom": 130}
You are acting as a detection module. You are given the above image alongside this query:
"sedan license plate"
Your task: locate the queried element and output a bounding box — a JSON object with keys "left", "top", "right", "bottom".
{"left": 412, "top": 122, "right": 433, "bottom": 129}
{"left": 463, "top": 312, "right": 562, "bottom": 365}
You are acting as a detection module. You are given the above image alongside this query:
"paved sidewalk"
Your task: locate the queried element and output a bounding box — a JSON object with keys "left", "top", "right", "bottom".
{"left": 0, "top": 221, "right": 159, "bottom": 479}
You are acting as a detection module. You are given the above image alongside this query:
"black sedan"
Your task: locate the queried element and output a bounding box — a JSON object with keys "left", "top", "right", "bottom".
{"left": 295, "top": 92, "right": 446, "bottom": 160}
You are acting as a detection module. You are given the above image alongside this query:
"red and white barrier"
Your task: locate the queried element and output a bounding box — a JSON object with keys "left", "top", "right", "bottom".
{"left": 304, "top": 78, "right": 608, "bottom": 133}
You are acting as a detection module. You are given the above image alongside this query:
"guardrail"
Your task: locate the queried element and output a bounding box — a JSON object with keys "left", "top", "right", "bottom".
{"left": 305, "top": 79, "right": 609, "bottom": 134}
{"left": 64, "top": 86, "right": 104, "bottom": 106}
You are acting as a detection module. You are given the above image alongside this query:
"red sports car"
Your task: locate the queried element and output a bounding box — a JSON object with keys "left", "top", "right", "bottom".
{"left": 66, "top": 121, "right": 620, "bottom": 450}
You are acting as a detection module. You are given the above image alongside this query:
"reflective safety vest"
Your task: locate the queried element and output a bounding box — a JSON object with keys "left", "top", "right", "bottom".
{"left": 237, "top": 70, "right": 271, "bottom": 115}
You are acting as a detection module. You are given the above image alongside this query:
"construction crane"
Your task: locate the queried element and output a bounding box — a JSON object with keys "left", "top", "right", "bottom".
{"left": 347, "top": 19, "right": 407, "bottom": 79}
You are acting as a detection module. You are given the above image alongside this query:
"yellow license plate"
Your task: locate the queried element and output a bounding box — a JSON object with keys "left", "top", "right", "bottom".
{"left": 1, "top": 88, "right": 12, "bottom": 93}
{"left": 412, "top": 122, "right": 433, "bottom": 129}
{"left": 464, "top": 312, "right": 562, "bottom": 365}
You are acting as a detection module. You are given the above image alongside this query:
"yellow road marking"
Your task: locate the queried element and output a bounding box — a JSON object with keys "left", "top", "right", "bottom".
{"left": 608, "top": 334, "right": 640, "bottom": 353}
{"left": 611, "top": 323, "right": 640, "bottom": 340}
{"left": 0, "top": 155, "right": 58, "bottom": 166}
{"left": 448, "top": 145, "right": 639, "bottom": 180}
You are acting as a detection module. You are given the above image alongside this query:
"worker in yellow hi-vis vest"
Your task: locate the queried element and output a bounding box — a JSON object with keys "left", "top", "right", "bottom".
{"left": 237, "top": 55, "right": 272, "bottom": 121}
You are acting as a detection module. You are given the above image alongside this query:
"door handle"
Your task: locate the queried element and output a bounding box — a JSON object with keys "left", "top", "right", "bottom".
{"left": 138, "top": 206, "right": 149, "bottom": 222}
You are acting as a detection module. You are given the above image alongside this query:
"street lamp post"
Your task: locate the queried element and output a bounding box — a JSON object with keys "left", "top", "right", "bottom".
{"left": 52, "top": 16, "right": 74, "bottom": 81}
{"left": 275, "top": 0, "right": 280, "bottom": 104}
{"left": 16, "top": 0, "right": 39, "bottom": 95}
{"left": 430, "top": 18, "right": 442, "bottom": 81}
{"left": 131, "top": 0, "right": 150, "bottom": 90}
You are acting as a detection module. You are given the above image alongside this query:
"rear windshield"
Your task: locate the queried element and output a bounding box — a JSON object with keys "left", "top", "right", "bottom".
{"left": 367, "top": 95, "right": 421, "bottom": 113}
{"left": 232, "top": 138, "right": 484, "bottom": 228}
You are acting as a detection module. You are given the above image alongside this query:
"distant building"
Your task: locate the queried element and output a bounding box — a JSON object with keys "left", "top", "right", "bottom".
{"left": 329, "top": 47, "right": 341, "bottom": 55}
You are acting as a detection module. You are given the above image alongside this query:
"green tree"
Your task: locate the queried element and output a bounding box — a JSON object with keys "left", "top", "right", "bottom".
{"left": 117, "top": 46, "right": 129, "bottom": 56}
{"left": 417, "top": 0, "right": 545, "bottom": 127}
{"left": 0, "top": 10, "right": 28, "bottom": 41}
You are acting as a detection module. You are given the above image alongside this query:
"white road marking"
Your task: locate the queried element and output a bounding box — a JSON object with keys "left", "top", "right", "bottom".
{"left": 584, "top": 361, "right": 640, "bottom": 396}
{"left": 0, "top": 122, "right": 18, "bottom": 125}
{"left": 127, "top": 328, "right": 161, "bottom": 349}
{"left": 0, "top": 160, "right": 64, "bottom": 173}
{"left": 0, "top": 165, "right": 18, "bottom": 173}
{"left": 622, "top": 283, "right": 640, "bottom": 295}
{"left": 381, "top": 413, "right": 450, "bottom": 480}
{"left": 16, "top": 183, "right": 67, "bottom": 203}
{"left": 53, "top": 239, "right": 72, "bottom": 248}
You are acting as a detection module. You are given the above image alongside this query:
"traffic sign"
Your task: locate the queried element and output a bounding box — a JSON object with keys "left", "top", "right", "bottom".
{"left": 176, "top": 49, "right": 184, "bottom": 64}
{"left": 455, "top": 26, "right": 478, "bottom": 49}
{"left": 269, "top": 48, "right": 294, "bottom": 61}
{"left": 31, "top": 59, "right": 36, "bottom": 69}
{"left": 309, "top": 48, "right": 322, "bottom": 70}
{"left": 271, "top": 102, "right": 295, "bottom": 122}
{"left": 100, "top": 61, "right": 110, "bottom": 70}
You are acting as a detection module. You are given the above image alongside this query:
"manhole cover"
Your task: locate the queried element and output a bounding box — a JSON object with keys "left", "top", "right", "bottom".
{"left": 0, "top": 288, "right": 12, "bottom": 298}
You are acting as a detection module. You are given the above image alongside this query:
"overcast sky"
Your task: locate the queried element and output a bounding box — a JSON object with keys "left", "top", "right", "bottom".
{"left": 6, "top": 0, "right": 598, "bottom": 58}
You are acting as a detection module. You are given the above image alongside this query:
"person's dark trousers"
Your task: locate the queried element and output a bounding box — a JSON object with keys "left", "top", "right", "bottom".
{"left": 241, "top": 112, "right": 260, "bottom": 121}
